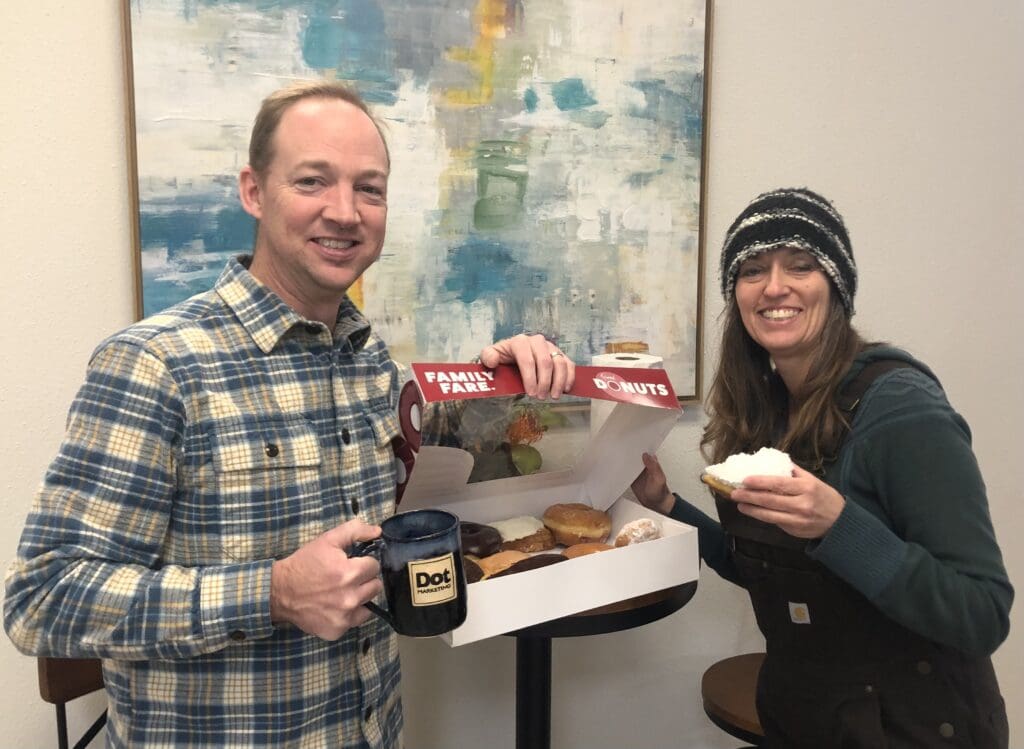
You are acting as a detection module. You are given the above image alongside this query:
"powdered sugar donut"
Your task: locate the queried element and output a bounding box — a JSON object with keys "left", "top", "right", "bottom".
{"left": 614, "top": 518, "right": 662, "bottom": 547}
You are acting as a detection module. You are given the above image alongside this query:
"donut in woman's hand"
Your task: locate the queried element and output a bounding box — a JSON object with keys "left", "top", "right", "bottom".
{"left": 542, "top": 502, "right": 612, "bottom": 545}
{"left": 700, "top": 472, "right": 739, "bottom": 498}
{"left": 460, "top": 521, "right": 502, "bottom": 558}
{"left": 703, "top": 447, "right": 794, "bottom": 497}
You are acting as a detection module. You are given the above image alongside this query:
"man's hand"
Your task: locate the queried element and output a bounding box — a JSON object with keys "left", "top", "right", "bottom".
{"left": 729, "top": 465, "right": 846, "bottom": 539}
{"left": 630, "top": 452, "right": 676, "bottom": 515}
{"left": 270, "top": 519, "right": 383, "bottom": 640}
{"left": 479, "top": 333, "right": 575, "bottom": 400}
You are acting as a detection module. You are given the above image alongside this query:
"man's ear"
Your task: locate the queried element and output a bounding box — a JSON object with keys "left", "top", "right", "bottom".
{"left": 238, "top": 166, "right": 263, "bottom": 220}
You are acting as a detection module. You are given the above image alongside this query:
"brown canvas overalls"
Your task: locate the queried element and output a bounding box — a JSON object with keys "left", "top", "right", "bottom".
{"left": 716, "top": 362, "right": 1008, "bottom": 748}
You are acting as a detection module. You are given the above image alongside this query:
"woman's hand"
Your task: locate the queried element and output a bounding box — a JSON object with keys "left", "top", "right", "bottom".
{"left": 729, "top": 465, "right": 845, "bottom": 539}
{"left": 479, "top": 333, "right": 575, "bottom": 400}
{"left": 630, "top": 452, "right": 676, "bottom": 516}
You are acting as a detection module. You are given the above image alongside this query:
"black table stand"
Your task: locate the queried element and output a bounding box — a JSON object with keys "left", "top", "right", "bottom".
{"left": 509, "top": 581, "right": 698, "bottom": 749}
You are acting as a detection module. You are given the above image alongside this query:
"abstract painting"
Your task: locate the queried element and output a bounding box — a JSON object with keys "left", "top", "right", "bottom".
{"left": 124, "top": 0, "right": 709, "bottom": 398}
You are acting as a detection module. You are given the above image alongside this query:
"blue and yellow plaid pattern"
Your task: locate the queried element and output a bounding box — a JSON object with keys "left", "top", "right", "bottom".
{"left": 4, "top": 257, "right": 443, "bottom": 748}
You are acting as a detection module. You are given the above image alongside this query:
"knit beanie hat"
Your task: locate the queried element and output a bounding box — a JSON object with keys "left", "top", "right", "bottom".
{"left": 720, "top": 187, "right": 857, "bottom": 316}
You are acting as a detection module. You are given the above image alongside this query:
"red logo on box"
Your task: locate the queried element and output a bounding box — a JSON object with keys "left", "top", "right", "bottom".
{"left": 410, "top": 363, "right": 678, "bottom": 410}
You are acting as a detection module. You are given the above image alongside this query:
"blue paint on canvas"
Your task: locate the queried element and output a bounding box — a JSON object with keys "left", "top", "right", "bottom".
{"left": 551, "top": 78, "right": 597, "bottom": 111}
{"left": 300, "top": 0, "right": 399, "bottom": 104}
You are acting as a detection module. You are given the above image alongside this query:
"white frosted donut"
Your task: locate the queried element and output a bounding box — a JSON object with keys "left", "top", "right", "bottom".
{"left": 704, "top": 447, "right": 794, "bottom": 488}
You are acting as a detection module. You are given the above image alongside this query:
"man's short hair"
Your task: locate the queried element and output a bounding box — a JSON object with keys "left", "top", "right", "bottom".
{"left": 247, "top": 81, "right": 390, "bottom": 175}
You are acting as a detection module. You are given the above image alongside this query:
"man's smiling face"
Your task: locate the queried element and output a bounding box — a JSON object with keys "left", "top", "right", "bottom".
{"left": 240, "top": 96, "right": 389, "bottom": 324}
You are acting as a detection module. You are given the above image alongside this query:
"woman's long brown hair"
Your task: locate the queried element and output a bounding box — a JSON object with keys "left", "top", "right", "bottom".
{"left": 701, "top": 293, "right": 868, "bottom": 473}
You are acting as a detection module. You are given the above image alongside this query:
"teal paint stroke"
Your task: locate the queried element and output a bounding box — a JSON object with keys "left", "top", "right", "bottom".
{"left": 629, "top": 70, "right": 704, "bottom": 144}
{"left": 439, "top": 236, "right": 552, "bottom": 343}
{"left": 185, "top": 0, "right": 477, "bottom": 87}
{"left": 300, "top": 0, "right": 398, "bottom": 104}
{"left": 138, "top": 193, "right": 255, "bottom": 316}
{"left": 186, "top": 0, "right": 400, "bottom": 104}
{"left": 523, "top": 87, "right": 539, "bottom": 112}
{"left": 551, "top": 77, "right": 597, "bottom": 110}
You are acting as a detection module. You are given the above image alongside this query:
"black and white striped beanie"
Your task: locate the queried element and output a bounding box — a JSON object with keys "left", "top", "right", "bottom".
{"left": 720, "top": 187, "right": 857, "bottom": 316}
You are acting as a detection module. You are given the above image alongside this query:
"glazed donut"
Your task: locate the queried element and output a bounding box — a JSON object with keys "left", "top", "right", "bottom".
{"left": 489, "top": 553, "right": 567, "bottom": 578}
{"left": 613, "top": 518, "right": 662, "bottom": 547}
{"left": 563, "top": 542, "right": 614, "bottom": 559}
{"left": 542, "top": 502, "right": 612, "bottom": 546}
{"left": 476, "top": 550, "right": 529, "bottom": 578}
{"left": 460, "top": 521, "right": 503, "bottom": 558}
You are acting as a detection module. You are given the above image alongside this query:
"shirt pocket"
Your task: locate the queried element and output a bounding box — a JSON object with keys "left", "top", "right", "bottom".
{"left": 364, "top": 399, "right": 401, "bottom": 448}
{"left": 209, "top": 414, "right": 325, "bottom": 561}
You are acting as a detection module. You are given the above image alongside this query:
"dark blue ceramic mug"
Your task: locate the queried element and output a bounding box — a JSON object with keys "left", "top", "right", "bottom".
{"left": 351, "top": 508, "right": 468, "bottom": 637}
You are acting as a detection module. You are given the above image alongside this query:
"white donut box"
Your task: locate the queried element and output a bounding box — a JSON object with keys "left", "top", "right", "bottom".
{"left": 397, "top": 362, "right": 700, "bottom": 647}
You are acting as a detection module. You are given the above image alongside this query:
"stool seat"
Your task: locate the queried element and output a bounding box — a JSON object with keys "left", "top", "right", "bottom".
{"left": 701, "top": 652, "right": 765, "bottom": 745}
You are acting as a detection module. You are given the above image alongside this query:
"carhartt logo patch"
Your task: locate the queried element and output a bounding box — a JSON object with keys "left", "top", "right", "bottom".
{"left": 788, "top": 602, "right": 811, "bottom": 624}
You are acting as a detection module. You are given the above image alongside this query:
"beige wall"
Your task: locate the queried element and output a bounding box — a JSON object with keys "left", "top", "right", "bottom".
{"left": 1, "top": 2, "right": 1020, "bottom": 747}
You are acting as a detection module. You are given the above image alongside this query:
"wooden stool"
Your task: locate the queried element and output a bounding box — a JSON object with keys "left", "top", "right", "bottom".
{"left": 700, "top": 652, "right": 765, "bottom": 746}
{"left": 37, "top": 657, "right": 107, "bottom": 749}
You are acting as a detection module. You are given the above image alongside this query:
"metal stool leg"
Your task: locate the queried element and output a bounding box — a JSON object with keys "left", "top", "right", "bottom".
{"left": 55, "top": 703, "right": 69, "bottom": 749}
{"left": 74, "top": 710, "right": 108, "bottom": 749}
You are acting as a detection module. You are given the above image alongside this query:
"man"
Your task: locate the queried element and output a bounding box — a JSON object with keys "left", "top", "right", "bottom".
{"left": 4, "top": 81, "right": 573, "bottom": 748}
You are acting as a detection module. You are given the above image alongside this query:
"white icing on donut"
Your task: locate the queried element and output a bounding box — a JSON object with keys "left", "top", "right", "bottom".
{"left": 490, "top": 515, "right": 545, "bottom": 541}
{"left": 705, "top": 447, "right": 793, "bottom": 485}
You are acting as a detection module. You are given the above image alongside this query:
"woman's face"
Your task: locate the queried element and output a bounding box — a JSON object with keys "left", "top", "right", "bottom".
{"left": 734, "top": 247, "right": 832, "bottom": 369}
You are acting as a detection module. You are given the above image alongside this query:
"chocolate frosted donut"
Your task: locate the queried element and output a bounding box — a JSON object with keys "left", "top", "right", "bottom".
{"left": 490, "top": 553, "right": 567, "bottom": 578}
{"left": 463, "top": 557, "right": 485, "bottom": 584}
{"left": 460, "top": 521, "right": 502, "bottom": 558}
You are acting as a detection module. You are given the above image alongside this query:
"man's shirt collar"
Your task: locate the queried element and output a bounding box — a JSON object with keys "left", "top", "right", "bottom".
{"left": 214, "top": 256, "right": 372, "bottom": 353}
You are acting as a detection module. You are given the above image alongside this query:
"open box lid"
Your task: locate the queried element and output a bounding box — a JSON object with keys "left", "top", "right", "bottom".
{"left": 396, "top": 363, "right": 681, "bottom": 514}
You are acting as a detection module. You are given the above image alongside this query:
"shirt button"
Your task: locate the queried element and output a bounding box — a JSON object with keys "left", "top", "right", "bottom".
{"left": 916, "top": 660, "right": 932, "bottom": 675}
{"left": 362, "top": 639, "right": 372, "bottom": 655}
{"left": 863, "top": 684, "right": 874, "bottom": 694}
{"left": 351, "top": 499, "right": 360, "bottom": 514}
{"left": 938, "top": 722, "right": 955, "bottom": 738}
{"left": 364, "top": 705, "right": 374, "bottom": 722}
{"left": 341, "top": 428, "right": 351, "bottom": 444}
{"left": 265, "top": 443, "right": 279, "bottom": 457}
{"left": 229, "top": 630, "right": 246, "bottom": 641}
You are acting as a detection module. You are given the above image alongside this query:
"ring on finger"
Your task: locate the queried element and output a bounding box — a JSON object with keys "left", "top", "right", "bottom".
{"left": 550, "top": 351, "right": 563, "bottom": 359}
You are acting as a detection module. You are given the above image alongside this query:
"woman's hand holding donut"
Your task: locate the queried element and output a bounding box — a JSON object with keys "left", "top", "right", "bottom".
{"left": 729, "top": 465, "right": 845, "bottom": 539}
{"left": 630, "top": 453, "right": 675, "bottom": 516}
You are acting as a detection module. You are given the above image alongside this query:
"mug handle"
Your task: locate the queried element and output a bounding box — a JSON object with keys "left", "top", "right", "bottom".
{"left": 348, "top": 539, "right": 396, "bottom": 628}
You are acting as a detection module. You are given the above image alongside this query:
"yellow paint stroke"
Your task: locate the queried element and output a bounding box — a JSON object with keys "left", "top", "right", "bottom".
{"left": 444, "top": 0, "right": 511, "bottom": 106}
{"left": 349, "top": 276, "right": 364, "bottom": 310}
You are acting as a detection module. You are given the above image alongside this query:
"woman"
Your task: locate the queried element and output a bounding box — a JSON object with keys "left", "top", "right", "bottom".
{"left": 632, "top": 188, "right": 1012, "bottom": 747}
